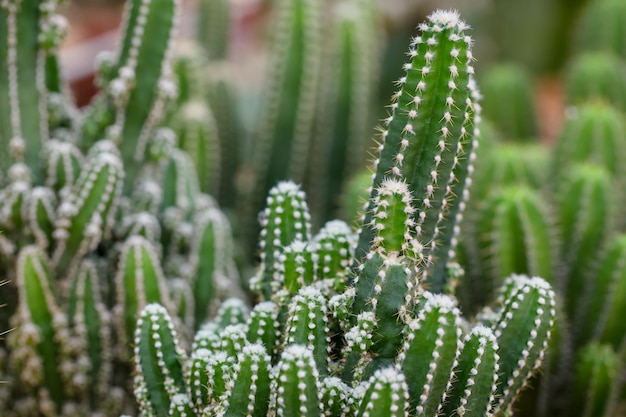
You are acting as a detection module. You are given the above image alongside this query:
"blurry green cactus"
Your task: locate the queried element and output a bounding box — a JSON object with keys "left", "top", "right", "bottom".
{"left": 577, "top": 0, "right": 626, "bottom": 59}
{"left": 565, "top": 52, "right": 626, "bottom": 111}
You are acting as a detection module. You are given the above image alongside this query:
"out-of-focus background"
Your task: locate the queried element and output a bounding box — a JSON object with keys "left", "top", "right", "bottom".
{"left": 61, "top": 0, "right": 590, "bottom": 140}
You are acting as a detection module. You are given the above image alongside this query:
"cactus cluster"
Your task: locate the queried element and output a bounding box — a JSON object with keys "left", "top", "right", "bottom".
{"left": 4, "top": 0, "right": 605, "bottom": 415}
{"left": 130, "top": 9, "right": 557, "bottom": 417}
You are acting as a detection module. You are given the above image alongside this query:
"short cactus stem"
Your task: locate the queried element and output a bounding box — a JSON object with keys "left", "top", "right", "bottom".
{"left": 369, "top": 179, "right": 415, "bottom": 256}
{"left": 0, "top": 170, "right": 31, "bottom": 235}
{"left": 186, "top": 348, "right": 212, "bottom": 412}
{"left": 192, "top": 322, "right": 222, "bottom": 352}
{"left": 66, "top": 260, "right": 112, "bottom": 408}
{"left": 196, "top": 0, "right": 230, "bottom": 60}
{"left": 355, "top": 367, "right": 409, "bottom": 417}
{"left": 272, "top": 344, "right": 323, "bottom": 417}
{"left": 279, "top": 240, "right": 315, "bottom": 295}
{"left": 214, "top": 298, "right": 249, "bottom": 328}
{"left": 246, "top": 301, "right": 280, "bottom": 357}
{"left": 43, "top": 140, "right": 84, "bottom": 195}
{"left": 478, "top": 185, "right": 555, "bottom": 299}
{"left": 252, "top": 181, "right": 312, "bottom": 300}
{"left": 442, "top": 325, "right": 499, "bottom": 417}
{"left": 160, "top": 149, "right": 201, "bottom": 216}
{"left": 133, "top": 303, "right": 188, "bottom": 417}
{"left": 491, "top": 275, "right": 556, "bottom": 415}
{"left": 28, "top": 186, "right": 56, "bottom": 250}
{"left": 312, "top": 220, "right": 355, "bottom": 293}
{"left": 10, "top": 246, "right": 68, "bottom": 411}
{"left": 114, "top": 235, "right": 174, "bottom": 353}
{"left": 52, "top": 150, "right": 124, "bottom": 277}
{"left": 284, "top": 286, "right": 330, "bottom": 376}
{"left": 577, "top": 0, "right": 626, "bottom": 59}
{"left": 190, "top": 206, "right": 238, "bottom": 329}
{"left": 217, "top": 323, "right": 248, "bottom": 359}
{"left": 355, "top": 10, "right": 480, "bottom": 295}
{"left": 565, "top": 52, "right": 626, "bottom": 111}
{"left": 216, "top": 343, "right": 272, "bottom": 417}
{"left": 398, "top": 292, "right": 462, "bottom": 417}
{"left": 569, "top": 343, "right": 619, "bottom": 417}
{"left": 320, "top": 377, "right": 352, "bottom": 417}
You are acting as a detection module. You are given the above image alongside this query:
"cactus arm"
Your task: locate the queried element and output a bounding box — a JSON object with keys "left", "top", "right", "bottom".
{"left": 246, "top": 301, "right": 280, "bottom": 358}
{"left": 52, "top": 150, "right": 124, "bottom": 277}
{"left": 280, "top": 240, "right": 315, "bottom": 294}
{"left": 312, "top": 220, "right": 355, "bottom": 293}
{"left": 355, "top": 10, "right": 479, "bottom": 281}
{"left": 442, "top": 325, "right": 499, "bottom": 417}
{"left": 285, "top": 286, "right": 330, "bottom": 376}
{"left": 273, "top": 345, "right": 323, "bottom": 417}
{"left": 491, "top": 275, "right": 556, "bottom": 415}
{"left": 28, "top": 186, "right": 56, "bottom": 250}
{"left": 217, "top": 343, "right": 272, "bottom": 417}
{"left": 214, "top": 298, "right": 249, "bottom": 328}
{"left": 320, "top": 377, "right": 352, "bottom": 417}
{"left": 398, "top": 292, "right": 462, "bottom": 416}
{"left": 10, "top": 246, "right": 66, "bottom": 410}
{"left": 356, "top": 368, "right": 409, "bottom": 417}
{"left": 133, "top": 303, "right": 188, "bottom": 417}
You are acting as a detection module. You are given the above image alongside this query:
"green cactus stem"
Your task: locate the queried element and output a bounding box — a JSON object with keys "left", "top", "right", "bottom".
{"left": 251, "top": 181, "right": 312, "bottom": 300}
{"left": 479, "top": 63, "right": 538, "bottom": 141}
{"left": 272, "top": 344, "right": 323, "bottom": 417}
{"left": 216, "top": 343, "right": 272, "bottom": 417}
{"left": 114, "top": 236, "right": 175, "bottom": 353}
{"left": 80, "top": 0, "right": 179, "bottom": 192}
{"left": 398, "top": 292, "right": 462, "bottom": 417}
{"left": 52, "top": 149, "right": 124, "bottom": 277}
{"left": 577, "top": 0, "right": 626, "bottom": 59}
{"left": 133, "top": 303, "right": 189, "bottom": 417}
{"left": 491, "top": 275, "right": 556, "bottom": 415}
{"left": 10, "top": 246, "right": 69, "bottom": 411}
{"left": 555, "top": 163, "right": 614, "bottom": 324}
{"left": 442, "top": 325, "right": 499, "bottom": 417}
{"left": 478, "top": 186, "right": 555, "bottom": 302}
{"left": 0, "top": 0, "right": 64, "bottom": 178}
{"left": 246, "top": 301, "right": 280, "bottom": 358}
{"left": 355, "top": 10, "right": 480, "bottom": 295}
{"left": 565, "top": 52, "right": 626, "bottom": 111}
{"left": 240, "top": 0, "right": 321, "bottom": 247}
{"left": 312, "top": 220, "right": 355, "bottom": 293}
{"left": 66, "top": 260, "right": 112, "bottom": 409}
{"left": 284, "top": 286, "right": 330, "bottom": 376}
{"left": 308, "top": 0, "right": 379, "bottom": 223}
{"left": 356, "top": 367, "right": 409, "bottom": 417}
{"left": 196, "top": 0, "right": 230, "bottom": 60}
{"left": 43, "top": 140, "right": 83, "bottom": 195}
{"left": 569, "top": 343, "right": 619, "bottom": 417}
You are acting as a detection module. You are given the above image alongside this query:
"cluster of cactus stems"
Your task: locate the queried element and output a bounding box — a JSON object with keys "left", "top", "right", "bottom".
{"left": 0, "top": 0, "right": 580, "bottom": 416}
{"left": 128, "top": 10, "right": 559, "bottom": 417}
{"left": 455, "top": 0, "right": 626, "bottom": 415}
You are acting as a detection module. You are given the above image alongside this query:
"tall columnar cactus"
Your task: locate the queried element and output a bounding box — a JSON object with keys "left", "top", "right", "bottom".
{"left": 479, "top": 63, "right": 539, "bottom": 140}
{"left": 239, "top": 0, "right": 321, "bottom": 248}
{"left": 80, "top": 0, "right": 179, "bottom": 191}
{"left": 308, "top": 0, "right": 380, "bottom": 224}
{"left": 555, "top": 163, "right": 615, "bottom": 324}
{"left": 354, "top": 10, "right": 480, "bottom": 293}
{"left": 0, "top": 0, "right": 66, "bottom": 179}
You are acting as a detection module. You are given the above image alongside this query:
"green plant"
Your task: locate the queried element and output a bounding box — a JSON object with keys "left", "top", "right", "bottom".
{"left": 131, "top": 10, "right": 557, "bottom": 417}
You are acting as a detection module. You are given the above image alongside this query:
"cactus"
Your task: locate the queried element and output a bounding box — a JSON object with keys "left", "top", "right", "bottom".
{"left": 354, "top": 10, "right": 480, "bottom": 293}
{"left": 479, "top": 63, "right": 539, "bottom": 140}
{"left": 576, "top": 0, "right": 626, "bottom": 59}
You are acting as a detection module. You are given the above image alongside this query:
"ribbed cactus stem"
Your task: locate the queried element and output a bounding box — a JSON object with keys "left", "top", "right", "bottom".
{"left": 312, "top": 220, "right": 355, "bottom": 293}
{"left": 355, "top": 10, "right": 479, "bottom": 294}
{"left": 114, "top": 235, "right": 174, "bottom": 353}
{"left": 442, "top": 325, "right": 499, "bottom": 417}
{"left": 565, "top": 52, "right": 626, "bottom": 111}
{"left": 320, "top": 377, "right": 352, "bottom": 417}
{"left": 66, "top": 260, "right": 112, "bottom": 408}
{"left": 285, "top": 286, "right": 330, "bottom": 376}
{"left": 217, "top": 323, "right": 248, "bottom": 359}
{"left": 216, "top": 343, "right": 272, "bottom": 417}
{"left": 27, "top": 186, "right": 56, "bottom": 250}
{"left": 398, "top": 292, "right": 462, "bottom": 417}
{"left": 0, "top": 0, "right": 56, "bottom": 178}
{"left": 279, "top": 240, "right": 315, "bottom": 295}
{"left": 133, "top": 304, "right": 188, "bottom": 417}
{"left": 43, "top": 140, "right": 83, "bottom": 195}
{"left": 214, "top": 298, "right": 249, "bottom": 328}
{"left": 252, "top": 181, "right": 312, "bottom": 300}
{"left": 246, "top": 301, "right": 280, "bottom": 357}
{"left": 186, "top": 348, "right": 212, "bottom": 412}
{"left": 356, "top": 368, "right": 409, "bottom": 417}
{"left": 52, "top": 150, "right": 124, "bottom": 277}
{"left": 272, "top": 345, "right": 323, "bottom": 417}
{"left": 491, "top": 275, "right": 556, "bottom": 415}
{"left": 10, "top": 246, "right": 68, "bottom": 411}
